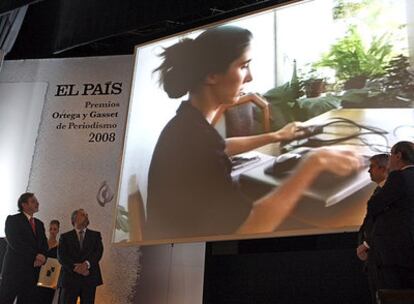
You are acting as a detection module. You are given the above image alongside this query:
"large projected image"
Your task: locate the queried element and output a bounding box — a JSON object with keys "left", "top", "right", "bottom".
{"left": 115, "top": 0, "right": 414, "bottom": 244}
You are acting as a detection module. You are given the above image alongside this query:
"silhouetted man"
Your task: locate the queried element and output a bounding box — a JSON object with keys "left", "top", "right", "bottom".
{"left": 58, "top": 209, "right": 103, "bottom": 304}
{"left": 357, "top": 153, "right": 389, "bottom": 303}
{"left": 0, "top": 192, "right": 48, "bottom": 304}
{"left": 367, "top": 141, "right": 414, "bottom": 294}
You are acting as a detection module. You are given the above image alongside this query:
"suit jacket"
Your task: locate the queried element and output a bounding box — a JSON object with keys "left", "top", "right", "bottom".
{"left": 1, "top": 212, "right": 48, "bottom": 278}
{"left": 358, "top": 186, "right": 381, "bottom": 247}
{"left": 58, "top": 228, "right": 103, "bottom": 288}
{"left": 367, "top": 167, "right": 414, "bottom": 268}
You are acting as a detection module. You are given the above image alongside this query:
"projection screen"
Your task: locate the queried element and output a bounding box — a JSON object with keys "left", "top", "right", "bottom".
{"left": 114, "top": 0, "right": 414, "bottom": 245}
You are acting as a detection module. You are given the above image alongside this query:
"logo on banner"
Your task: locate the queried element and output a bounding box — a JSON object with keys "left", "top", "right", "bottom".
{"left": 97, "top": 181, "right": 114, "bottom": 207}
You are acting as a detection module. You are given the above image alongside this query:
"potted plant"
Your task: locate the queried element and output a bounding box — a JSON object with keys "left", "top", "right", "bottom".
{"left": 339, "top": 55, "right": 414, "bottom": 108}
{"left": 382, "top": 54, "right": 414, "bottom": 98}
{"left": 314, "top": 25, "right": 393, "bottom": 89}
{"left": 262, "top": 81, "right": 304, "bottom": 131}
{"left": 301, "top": 68, "right": 326, "bottom": 98}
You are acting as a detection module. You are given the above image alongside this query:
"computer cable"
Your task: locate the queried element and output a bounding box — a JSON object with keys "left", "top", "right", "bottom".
{"left": 393, "top": 125, "right": 414, "bottom": 141}
{"left": 284, "top": 117, "right": 390, "bottom": 153}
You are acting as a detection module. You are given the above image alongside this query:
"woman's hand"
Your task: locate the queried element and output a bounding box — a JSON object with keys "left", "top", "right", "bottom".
{"left": 225, "top": 121, "right": 309, "bottom": 156}
{"left": 238, "top": 147, "right": 364, "bottom": 235}
{"left": 272, "top": 122, "right": 305, "bottom": 142}
{"left": 304, "top": 147, "right": 364, "bottom": 176}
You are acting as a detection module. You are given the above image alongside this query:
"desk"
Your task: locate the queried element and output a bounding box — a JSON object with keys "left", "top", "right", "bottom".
{"left": 284, "top": 108, "right": 414, "bottom": 154}
{"left": 239, "top": 108, "right": 414, "bottom": 233}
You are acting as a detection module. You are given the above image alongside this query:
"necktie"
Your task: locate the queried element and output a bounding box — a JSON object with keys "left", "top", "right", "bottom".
{"left": 29, "top": 217, "right": 36, "bottom": 235}
{"left": 79, "top": 230, "right": 85, "bottom": 249}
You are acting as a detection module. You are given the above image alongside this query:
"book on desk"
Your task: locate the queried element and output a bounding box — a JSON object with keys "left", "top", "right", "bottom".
{"left": 238, "top": 148, "right": 371, "bottom": 207}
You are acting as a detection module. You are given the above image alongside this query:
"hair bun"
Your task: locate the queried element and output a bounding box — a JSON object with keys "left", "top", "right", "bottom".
{"left": 154, "top": 38, "right": 196, "bottom": 98}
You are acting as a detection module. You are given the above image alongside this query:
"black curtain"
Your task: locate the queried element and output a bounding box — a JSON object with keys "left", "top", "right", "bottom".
{"left": 0, "top": 5, "right": 29, "bottom": 69}
{"left": 10, "top": 0, "right": 288, "bottom": 58}
{"left": 50, "top": 0, "right": 282, "bottom": 53}
{"left": 204, "top": 233, "right": 370, "bottom": 304}
{"left": 0, "top": 0, "right": 42, "bottom": 16}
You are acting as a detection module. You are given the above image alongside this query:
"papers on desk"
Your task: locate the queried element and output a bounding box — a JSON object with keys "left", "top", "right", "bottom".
{"left": 239, "top": 149, "right": 371, "bottom": 207}
{"left": 231, "top": 151, "right": 273, "bottom": 178}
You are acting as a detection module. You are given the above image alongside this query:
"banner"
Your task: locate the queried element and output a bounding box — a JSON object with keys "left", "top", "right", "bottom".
{"left": 0, "top": 55, "right": 140, "bottom": 304}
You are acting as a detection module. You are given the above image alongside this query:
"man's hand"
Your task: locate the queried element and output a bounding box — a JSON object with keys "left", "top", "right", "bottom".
{"left": 33, "top": 254, "right": 46, "bottom": 267}
{"left": 74, "top": 262, "right": 90, "bottom": 276}
{"left": 356, "top": 243, "right": 369, "bottom": 261}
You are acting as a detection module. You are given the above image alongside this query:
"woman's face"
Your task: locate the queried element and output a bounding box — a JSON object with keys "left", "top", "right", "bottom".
{"left": 209, "top": 47, "right": 253, "bottom": 105}
{"left": 49, "top": 223, "right": 59, "bottom": 238}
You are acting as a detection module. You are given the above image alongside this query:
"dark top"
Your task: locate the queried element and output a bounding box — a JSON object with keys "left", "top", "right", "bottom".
{"left": 34, "top": 245, "right": 59, "bottom": 304}
{"left": 47, "top": 245, "right": 58, "bottom": 258}
{"left": 367, "top": 167, "right": 414, "bottom": 268}
{"left": 145, "top": 101, "right": 252, "bottom": 239}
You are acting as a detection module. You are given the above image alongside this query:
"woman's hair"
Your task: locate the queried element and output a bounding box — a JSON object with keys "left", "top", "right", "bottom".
{"left": 50, "top": 219, "right": 60, "bottom": 228}
{"left": 154, "top": 25, "right": 252, "bottom": 98}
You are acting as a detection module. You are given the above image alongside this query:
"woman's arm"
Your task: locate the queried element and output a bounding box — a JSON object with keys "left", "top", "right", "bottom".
{"left": 225, "top": 122, "right": 304, "bottom": 156}
{"left": 237, "top": 148, "right": 362, "bottom": 234}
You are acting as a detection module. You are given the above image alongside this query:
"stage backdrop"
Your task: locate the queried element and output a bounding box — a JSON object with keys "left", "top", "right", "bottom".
{"left": 0, "top": 55, "right": 205, "bottom": 304}
{"left": 0, "top": 56, "right": 140, "bottom": 303}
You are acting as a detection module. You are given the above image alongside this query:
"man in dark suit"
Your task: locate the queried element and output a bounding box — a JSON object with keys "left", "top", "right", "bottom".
{"left": 366, "top": 141, "right": 414, "bottom": 293}
{"left": 0, "top": 192, "right": 48, "bottom": 304}
{"left": 356, "top": 153, "right": 389, "bottom": 303}
{"left": 58, "top": 209, "right": 103, "bottom": 304}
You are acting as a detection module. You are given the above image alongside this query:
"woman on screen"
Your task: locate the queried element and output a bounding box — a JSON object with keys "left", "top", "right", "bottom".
{"left": 145, "top": 25, "right": 362, "bottom": 239}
